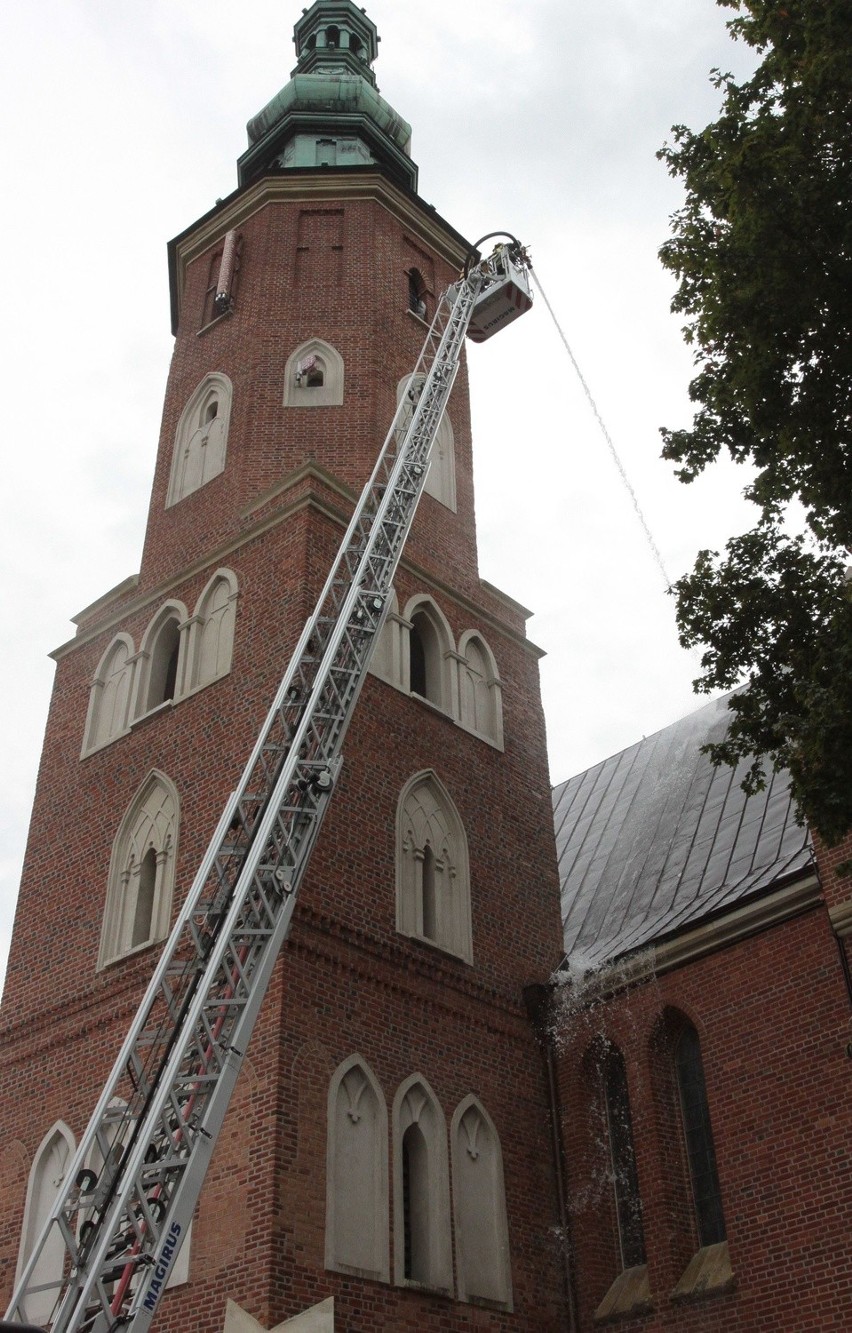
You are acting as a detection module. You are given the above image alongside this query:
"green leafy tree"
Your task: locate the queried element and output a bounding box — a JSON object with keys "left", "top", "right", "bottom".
{"left": 658, "top": 0, "right": 852, "bottom": 843}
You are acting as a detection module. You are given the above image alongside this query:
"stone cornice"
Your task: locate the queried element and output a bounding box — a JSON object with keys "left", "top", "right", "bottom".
{"left": 0, "top": 903, "right": 538, "bottom": 1064}
{"left": 168, "top": 170, "right": 471, "bottom": 334}
{"left": 557, "top": 873, "right": 823, "bottom": 1006}
{"left": 52, "top": 463, "right": 541, "bottom": 661}
{"left": 828, "top": 897, "right": 852, "bottom": 938}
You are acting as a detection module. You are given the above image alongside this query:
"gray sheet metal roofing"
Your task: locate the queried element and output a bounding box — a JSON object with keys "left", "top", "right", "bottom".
{"left": 552, "top": 694, "right": 813, "bottom": 969}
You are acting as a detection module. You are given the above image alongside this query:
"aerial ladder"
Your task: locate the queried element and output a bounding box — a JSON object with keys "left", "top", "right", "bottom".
{"left": 5, "top": 235, "right": 533, "bottom": 1333}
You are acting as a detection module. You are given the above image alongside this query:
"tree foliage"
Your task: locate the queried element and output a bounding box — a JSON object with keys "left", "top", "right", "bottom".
{"left": 658, "top": 0, "right": 852, "bottom": 843}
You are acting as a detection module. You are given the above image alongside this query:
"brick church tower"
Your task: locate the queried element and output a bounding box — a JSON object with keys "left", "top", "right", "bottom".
{"left": 0, "top": 4, "right": 567, "bottom": 1329}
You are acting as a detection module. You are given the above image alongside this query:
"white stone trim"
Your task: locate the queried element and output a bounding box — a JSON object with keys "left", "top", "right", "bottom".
{"left": 396, "top": 770, "right": 472, "bottom": 963}
{"left": 325, "top": 1055, "right": 389, "bottom": 1283}
{"left": 16, "top": 1120, "right": 76, "bottom": 1327}
{"left": 167, "top": 372, "right": 233, "bottom": 506}
{"left": 392, "top": 1074, "right": 452, "bottom": 1294}
{"left": 98, "top": 769, "right": 180, "bottom": 968}
{"left": 450, "top": 1096, "right": 513, "bottom": 1308}
{"left": 396, "top": 374, "right": 456, "bottom": 511}
{"left": 283, "top": 339, "right": 344, "bottom": 408}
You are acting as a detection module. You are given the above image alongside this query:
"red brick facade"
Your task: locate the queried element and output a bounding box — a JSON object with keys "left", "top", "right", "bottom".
{"left": 0, "top": 171, "right": 568, "bottom": 1330}
{"left": 552, "top": 893, "right": 852, "bottom": 1329}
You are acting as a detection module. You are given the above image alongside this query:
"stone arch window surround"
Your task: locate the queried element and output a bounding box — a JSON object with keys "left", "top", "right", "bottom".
{"left": 451, "top": 1096, "right": 513, "bottom": 1309}
{"left": 396, "top": 770, "right": 472, "bottom": 962}
{"left": 98, "top": 769, "right": 179, "bottom": 968}
{"left": 81, "top": 632, "right": 136, "bottom": 756}
{"left": 392, "top": 1074, "right": 452, "bottom": 1294}
{"left": 457, "top": 629, "right": 503, "bottom": 749}
{"left": 403, "top": 594, "right": 456, "bottom": 714}
{"left": 16, "top": 1120, "right": 76, "bottom": 1328}
{"left": 184, "top": 568, "right": 239, "bottom": 693}
{"left": 396, "top": 374, "right": 456, "bottom": 510}
{"left": 325, "top": 1055, "right": 389, "bottom": 1282}
{"left": 166, "top": 372, "right": 232, "bottom": 506}
{"left": 132, "top": 600, "right": 189, "bottom": 719}
{"left": 284, "top": 338, "right": 344, "bottom": 407}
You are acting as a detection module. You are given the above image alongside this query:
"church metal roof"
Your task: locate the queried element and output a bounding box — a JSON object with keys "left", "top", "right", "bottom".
{"left": 552, "top": 694, "right": 813, "bottom": 970}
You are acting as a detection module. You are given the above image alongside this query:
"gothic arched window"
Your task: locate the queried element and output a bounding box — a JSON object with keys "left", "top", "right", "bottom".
{"left": 98, "top": 770, "right": 179, "bottom": 967}
{"left": 396, "top": 771, "right": 472, "bottom": 961}
{"left": 407, "top": 268, "right": 427, "bottom": 318}
{"left": 392, "top": 1076, "right": 452, "bottom": 1293}
{"left": 133, "top": 603, "right": 188, "bottom": 718}
{"left": 325, "top": 1056, "right": 389, "bottom": 1282}
{"left": 82, "top": 633, "right": 136, "bottom": 755}
{"left": 16, "top": 1121, "right": 76, "bottom": 1328}
{"left": 451, "top": 1097, "right": 512, "bottom": 1308}
{"left": 403, "top": 596, "right": 454, "bottom": 710}
{"left": 167, "top": 372, "right": 232, "bottom": 506}
{"left": 284, "top": 338, "right": 344, "bottom": 408}
{"left": 675, "top": 1023, "right": 726, "bottom": 1248}
{"left": 396, "top": 375, "right": 456, "bottom": 510}
{"left": 605, "top": 1047, "right": 646, "bottom": 1271}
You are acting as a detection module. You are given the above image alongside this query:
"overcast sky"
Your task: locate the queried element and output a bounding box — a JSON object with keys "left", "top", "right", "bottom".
{"left": 0, "top": 0, "right": 759, "bottom": 993}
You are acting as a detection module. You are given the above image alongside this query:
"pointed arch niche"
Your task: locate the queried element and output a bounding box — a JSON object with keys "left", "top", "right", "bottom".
{"left": 392, "top": 1075, "right": 452, "bottom": 1294}
{"left": 325, "top": 1056, "right": 389, "bottom": 1282}
{"left": 82, "top": 633, "right": 136, "bottom": 755}
{"left": 185, "top": 568, "right": 239, "bottom": 692}
{"left": 457, "top": 630, "right": 503, "bottom": 749}
{"left": 369, "top": 594, "right": 502, "bottom": 748}
{"left": 396, "top": 770, "right": 472, "bottom": 962}
{"left": 167, "top": 372, "right": 232, "bottom": 506}
{"left": 284, "top": 338, "right": 344, "bottom": 407}
{"left": 98, "top": 770, "right": 179, "bottom": 967}
{"left": 396, "top": 374, "right": 456, "bottom": 510}
{"left": 16, "top": 1120, "right": 76, "bottom": 1328}
{"left": 451, "top": 1097, "right": 512, "bottom": 1308}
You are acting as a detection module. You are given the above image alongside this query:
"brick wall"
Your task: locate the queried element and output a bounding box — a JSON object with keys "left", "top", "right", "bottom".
{"left": 552, "top": 903, "right": 852, "bottom": 1330}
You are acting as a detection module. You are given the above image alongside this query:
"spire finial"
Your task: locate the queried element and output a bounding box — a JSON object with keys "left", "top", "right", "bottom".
{"left": 292, "top": 1, "right": 379, "bottom": 86}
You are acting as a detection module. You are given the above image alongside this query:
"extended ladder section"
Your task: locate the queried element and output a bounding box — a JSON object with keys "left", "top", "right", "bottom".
{"left": 7, "top": 239, "right": 532, "bottom": 1333}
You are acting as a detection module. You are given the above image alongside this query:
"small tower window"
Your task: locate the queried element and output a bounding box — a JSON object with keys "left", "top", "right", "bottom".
{"left": 316, "top": 138, "right": 337, "bottom": 168}
{"left": 326, "top": 25, "right": 340, "bottom": 49}
{"left": 350, "top": 34, "right": 363, "bottom": 59}
{"left": 409, "top": 620, "right": 427, "bottom": 697}
{"left": 143, "top": 616, "right": 181, "bottom": 711}
{"left": 284, "top": 340, "right": 344, "bottom": 408}
{"left": 408, "top": 269, "right": 427, "bottom": 318}
{"left": 421, "top": 845, "right": 437, "bottom": 941}
{"left": 132, "top": 848, "right": 158, "bottom": 949}
{"left": 402, "top": 1123, "right": 430, "bottom": 1282}
{"left": 393, "top": 1076, "right": 452, "bottom": 1293}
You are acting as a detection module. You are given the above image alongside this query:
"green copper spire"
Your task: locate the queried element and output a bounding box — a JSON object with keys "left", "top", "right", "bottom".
{"left": 238, "top": 0, "right": 417, "bottom": 191}
{"left": 292, "top": 0, "right": 379, "bottom": 84}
